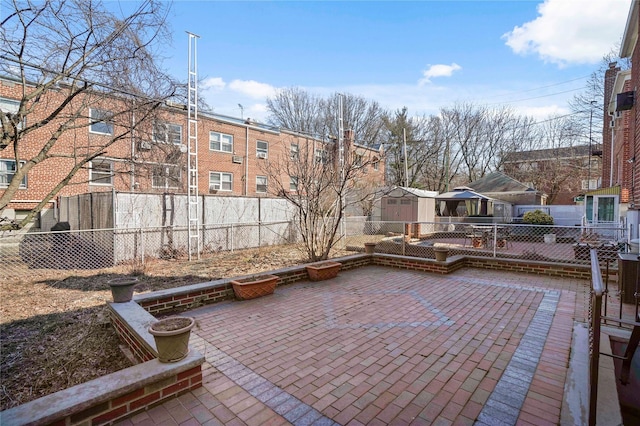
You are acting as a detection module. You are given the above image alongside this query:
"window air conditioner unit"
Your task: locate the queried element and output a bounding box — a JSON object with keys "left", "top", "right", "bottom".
{"left": 138, "top": 141, "right": 152, "bottom": 150}
{"left": 257, "top": 152, "right": 267, "bottom": 159}
{"left": 209, "top": 184, "right": 220, "bottom": 193}
{"left": 232, "top": 155, "right": 243, "bottom": 164}
{"left": 616, "top": 91, "right": 634, "bottom": 111}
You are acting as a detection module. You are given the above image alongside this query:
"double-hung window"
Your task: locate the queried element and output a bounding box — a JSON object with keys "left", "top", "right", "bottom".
{"left": 256, "top": 176, "right": 268, "bottom": 193}
{"left": 209, "top": 172, "right": 233, "bottom": 191}
{"left": 0, "top": 97, "right": 24, "bottom": 130}
{"left": 210, "top": 132, "right": 233, "bottom": 153}
{"left": 153, "top": 122, "right": 182, "bottom": 145}
{"left": 289, "top": 176, "right": 298, "bottom": 191}
{"left": 257, "top": 141, "right": 268, "bottom": 158}
{"left": 89, "top": 159, "right": 113, "bottom": 185}
{"left": 89, "top": 108, "right": 113, "bottom": 135}
{"left": 0, "top": 160, "right": 27, "bottom": 188}
{"left": 152, "top": 165, "right": 181, "bottom": 189}
{"left": 290, "top": 143, "right": 299, "bottom": 161}
{"left": 315, "top": 149, "right": 328, "bottom": 164}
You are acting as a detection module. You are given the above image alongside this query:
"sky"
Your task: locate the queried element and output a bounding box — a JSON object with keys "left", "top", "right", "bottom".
{"left": 151, "top": 0, "right": 633, "bottom": 123}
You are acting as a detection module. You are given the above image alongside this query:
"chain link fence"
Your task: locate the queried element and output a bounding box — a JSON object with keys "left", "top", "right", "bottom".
{"left": 0, "top": 221, "right": 298, "bottom": 280}
{"left": 344, "top": 218, "right": 631, "bottom": 265}
{"left": 1, "top": 218, "right": 632, "bottom": 281}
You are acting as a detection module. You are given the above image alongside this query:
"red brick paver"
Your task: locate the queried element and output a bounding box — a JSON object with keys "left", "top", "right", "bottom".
{"left": 116, "top": 266, "right": 591, "bottom": 425}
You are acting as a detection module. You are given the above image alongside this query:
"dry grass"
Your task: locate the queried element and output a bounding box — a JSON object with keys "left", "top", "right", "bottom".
{"left": 1, "top": 244, "right": 352, "bottom": 410}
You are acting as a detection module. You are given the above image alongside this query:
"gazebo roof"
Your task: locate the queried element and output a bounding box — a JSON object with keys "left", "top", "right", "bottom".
{"left": 435, "top": 188, "right": 493, "bottom": 201}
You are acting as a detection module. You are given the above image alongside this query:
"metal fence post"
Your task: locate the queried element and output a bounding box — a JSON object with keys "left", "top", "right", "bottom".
{"left": 588, "top": 249, "right": 603, "bottom": 426}
{"left": 403, "top": 222, "right": 406, "bottom": 256}
{"left": 139, "top": 228, "right": 144, "bottom": 264}
{"left": 231, "top": 224, "right": 234, "bottom": 253}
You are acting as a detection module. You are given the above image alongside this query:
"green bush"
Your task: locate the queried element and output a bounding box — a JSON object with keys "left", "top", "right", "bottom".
{"left": 522, "top": 210, "right": 554, "bottom": 226}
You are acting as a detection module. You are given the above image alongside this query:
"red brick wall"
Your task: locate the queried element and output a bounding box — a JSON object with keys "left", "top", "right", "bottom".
{"left": 2, "top": 79, "right": 385, "bottom": 215}
{"left": 632, "top": 5, "right": 640, "bottom": 210}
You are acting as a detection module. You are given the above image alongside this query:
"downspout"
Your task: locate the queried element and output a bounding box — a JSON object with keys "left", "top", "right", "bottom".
{"left": 610, "top": 125, "right": 615, "bottom": 186}
{"left": 245, "top": 123, "right": 249, "bottom": 195}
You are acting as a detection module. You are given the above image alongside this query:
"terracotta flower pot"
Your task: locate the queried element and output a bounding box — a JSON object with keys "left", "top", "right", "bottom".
{"left": 364, "top": 242, "right": 376, "bottom": 254}
{"left": 108, "top": 277, "right": 139, "bottom": 303}
{"left": 306, "top": 261, "right": 341, "bottom": 281}
{"left": 148, "top": 316, "right": 195, "bottom": 363}
{"left": 231, "top": 274, "right": 279, "bottom": 300}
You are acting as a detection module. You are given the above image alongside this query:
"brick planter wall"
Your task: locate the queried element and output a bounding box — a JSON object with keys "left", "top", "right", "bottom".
{"left": 3, "top": 252, "right": 601, "bottom": 426}
{"left": 0, "top": 353, "right": 203, "bottom": 426}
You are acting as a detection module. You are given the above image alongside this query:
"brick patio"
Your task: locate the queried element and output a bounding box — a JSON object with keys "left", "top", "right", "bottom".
{"left": 115, "top": 266, "right": 591, "bottom": 426}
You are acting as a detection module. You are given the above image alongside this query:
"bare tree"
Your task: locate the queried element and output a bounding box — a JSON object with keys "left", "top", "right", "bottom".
{"left": 382, "top": 108, "right": 443, "bottom": 189}
{"left": 503, "top": 115, "right": 585, "bottom": 204}
{"left": 266, "top": 88, "right": 387, "bottom": 147}
{"left": 568, "top": 47, "right": 631, "bottom": 144}
{"left": 261, "top": 135, "right": 379, "bottom": 262}
{"left": 0, "top": 0, "right": 178, "bottom": 229}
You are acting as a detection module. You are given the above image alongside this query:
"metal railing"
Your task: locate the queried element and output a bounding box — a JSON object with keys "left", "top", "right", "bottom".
{"left": 1, "top": 219, "right": 631, "bottom": 281}
{"left": 588, "top": 249, "right": 640, "bottom": 426}
{"left": 344, "top": 219, "right": 629, "bottom": 265}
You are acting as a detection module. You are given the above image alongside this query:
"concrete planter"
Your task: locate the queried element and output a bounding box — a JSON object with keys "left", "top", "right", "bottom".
{"left": 148, "top": 316, "right": 195, "bottom": 363}
{"left": 434, "top": 247, "right": 449, "bottom": 262}
{"left": 364, "top": 242, "right": 376, "bottom": 254}
{"left": 108, "top": 277, "right": 139, "bottom": 303}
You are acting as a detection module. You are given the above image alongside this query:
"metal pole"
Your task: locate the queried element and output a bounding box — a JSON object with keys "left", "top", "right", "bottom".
{"left": 403, "top": 128, "right": 409, "bottom": 187}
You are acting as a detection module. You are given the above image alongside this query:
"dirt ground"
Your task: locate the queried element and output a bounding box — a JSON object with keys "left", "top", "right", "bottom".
{"left": 1, "top": 244, "right": 351, "bottom": 410}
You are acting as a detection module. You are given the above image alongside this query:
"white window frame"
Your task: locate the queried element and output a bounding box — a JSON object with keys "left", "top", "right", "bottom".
{"left": 315, "top": 149, "right": 328, "bottom": 164}
{"left": 581, "top": 178, "right": 600, "bottom": 190}
{"left": 209, "top": 171, "right": 233, "bottom": 191}
{"left": 89, "top": 159, "right": 113, "bottom": 185}
{"left": 256, "top": 175, "right": 268, "bottom": 193}
{"left": 0, "top": 97, "right": 25, "bottom": 130}
{"left": 0, "top": 159, "right": 27, "bottom": 188}
{"left": 373, "top": 159, "right": 379, "bottom": 171}
{"left": 257, "top": 140, "right": 269, "bottom": 158}
{"left": 289, "top": 176, "right": 298, "bottom": 191}
{"left": 89, "top": 108, "right": 113, "bottom": 135}
{"left": 153, "top": 122, "right": 182, "bottom": 145}
{"left": 209, "top": 131, "right": 233, "bottom": 153}
{"left": 290, "top": 143, "right": 299, "bottom": 160}
{"left": 152, "top": 165, "right": 181, "bottom": 189}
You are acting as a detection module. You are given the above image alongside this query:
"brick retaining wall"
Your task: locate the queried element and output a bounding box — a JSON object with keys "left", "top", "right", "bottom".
{"left": 1, "top": 252, "right": 602, "bottom": 425}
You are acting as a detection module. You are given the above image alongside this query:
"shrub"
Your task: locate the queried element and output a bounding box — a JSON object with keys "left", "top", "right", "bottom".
{"left": 522, "top": 210, "right": 554, "bottom": 226}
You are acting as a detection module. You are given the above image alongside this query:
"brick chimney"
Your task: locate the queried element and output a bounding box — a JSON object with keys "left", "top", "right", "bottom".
{"left": 602, "top": 62, "right": 621, "bottom": 187}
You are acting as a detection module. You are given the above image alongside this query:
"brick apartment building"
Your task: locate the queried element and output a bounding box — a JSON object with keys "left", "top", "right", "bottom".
{"left": 609, "top": 0, "right": 640, "bottom": 233}
{"left": 0, "top": 76, "right": 384, "bottom": 229}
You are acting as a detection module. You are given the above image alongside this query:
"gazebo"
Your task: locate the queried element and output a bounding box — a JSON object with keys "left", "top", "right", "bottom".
{"left": 435, "top": 187, "right": 511, "bottom": 221}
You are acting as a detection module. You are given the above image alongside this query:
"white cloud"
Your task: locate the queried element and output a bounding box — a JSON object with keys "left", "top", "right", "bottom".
{"left": 201, "top": 77, "right": 226, "bottom": 90}
{"left": 503, "top": 0, "right": 632, "bottom": 66}
{"left": 513, "top": 104, "right": 569, "bottom": 121}
{"left": 228, "top": 79, "right": 277, "bottom": 99}
{"left": 419, "top": 63, "right": 462, "bottom": 85}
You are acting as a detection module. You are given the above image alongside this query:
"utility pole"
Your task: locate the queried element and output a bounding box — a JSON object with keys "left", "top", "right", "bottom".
{"left": 403, "top": 128, "right": 409, "bottom": 187}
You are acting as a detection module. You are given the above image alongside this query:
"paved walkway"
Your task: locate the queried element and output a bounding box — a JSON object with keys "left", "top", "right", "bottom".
{"left": 116, "top": 266, "right": 592, "bottom": 426}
